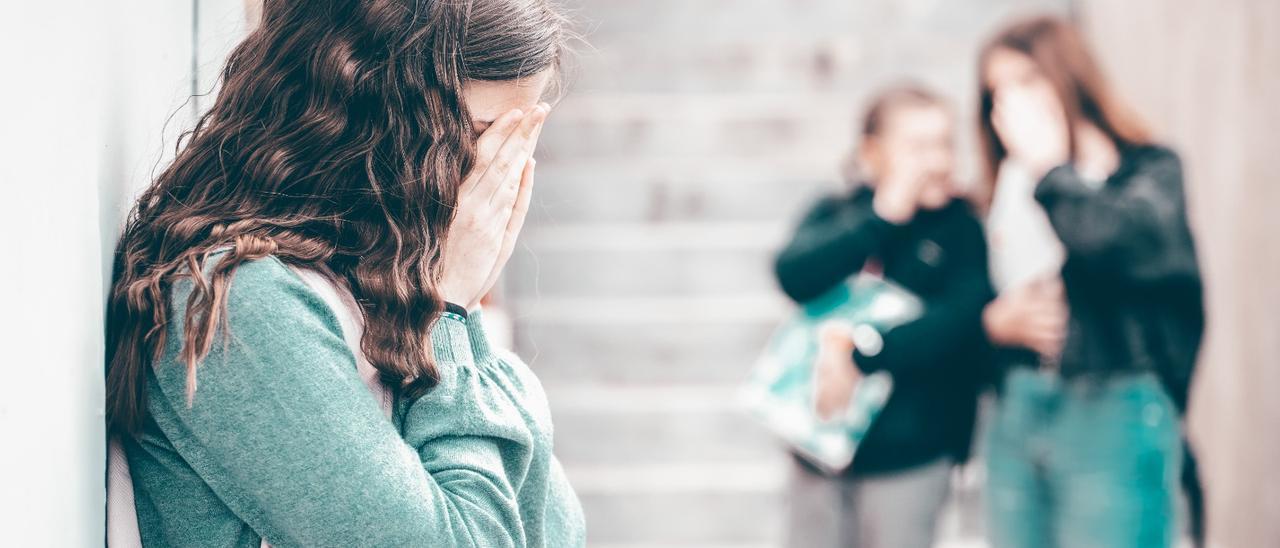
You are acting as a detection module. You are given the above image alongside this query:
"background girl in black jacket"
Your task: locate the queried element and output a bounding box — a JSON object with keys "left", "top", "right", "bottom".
{"left": 774, "top": 85, "right": 993, "bottom": 548}
{"left": 977, "top": 16, "right": 1205, "bottom": 548}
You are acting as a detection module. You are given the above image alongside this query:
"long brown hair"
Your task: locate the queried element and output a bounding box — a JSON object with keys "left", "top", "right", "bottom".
{"left": 106, "top": 0, "right": 569, "bottom": 436}
{"left": 977, "top": 15, "right": 1151, "bottom": 191}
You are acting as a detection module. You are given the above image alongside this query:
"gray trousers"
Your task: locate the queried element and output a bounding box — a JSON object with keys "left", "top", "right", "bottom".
{"left": 786, "top": 457, "right": 952, "bottom": 548}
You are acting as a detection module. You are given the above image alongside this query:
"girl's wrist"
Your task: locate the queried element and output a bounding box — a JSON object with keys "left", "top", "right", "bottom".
{"left": 442, "top": 301, "right": 470, "bottom": 319}
{"left": 435, "top": 283, "right": 471, "bottom": 313}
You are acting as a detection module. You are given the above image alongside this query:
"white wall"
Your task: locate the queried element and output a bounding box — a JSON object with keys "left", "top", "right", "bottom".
{"left": 0, "top": 3, "right": 112, "bottom": 540}
{"left": 0, "top": 1, "right": 243, "bottom": 541}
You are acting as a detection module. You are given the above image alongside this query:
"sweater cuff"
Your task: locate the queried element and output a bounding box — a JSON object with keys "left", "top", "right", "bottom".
{"left": 1034, "top": 163, "right": 1091, "bottom": 207}
{"left": 443, "top": 301, "right": 469, "bottom": 319}
{"left": 464, "top": 308, "right": 495, "bottom": 363}
{"left": 430, "top": 312, "right": 473, "bottom": 366}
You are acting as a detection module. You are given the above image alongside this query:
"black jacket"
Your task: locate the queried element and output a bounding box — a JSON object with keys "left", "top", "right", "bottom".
{"left": 774, "top": 188, "right": 994, "bottom": 475}
{"left": 1030, "top": 145, "right": 1205, "bottom": 412}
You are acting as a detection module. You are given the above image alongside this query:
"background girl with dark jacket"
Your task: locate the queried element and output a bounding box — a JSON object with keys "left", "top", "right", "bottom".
{"left": 774, "top": 85, "right": 993, "bottom": 548}
{"left": 977, "top": 15, "right": 1205, "bottom": 548}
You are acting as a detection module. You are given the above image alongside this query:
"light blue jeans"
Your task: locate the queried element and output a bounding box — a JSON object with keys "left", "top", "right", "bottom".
{"left": 986, "top": 368, "right": 1181, "bottom": 548}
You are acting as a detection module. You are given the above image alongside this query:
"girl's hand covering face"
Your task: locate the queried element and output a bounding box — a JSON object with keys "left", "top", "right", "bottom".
{"left": 437, "top": 104, "right": 549, "bottom": 308}
{"left": 991, "top": 86, "right": 1070, "bottom": 178}
{"left": 872, "top": 160, "right": 931, "bottom": 224}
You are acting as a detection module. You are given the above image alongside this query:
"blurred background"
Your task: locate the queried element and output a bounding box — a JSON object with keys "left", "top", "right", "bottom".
{"left": 1, "top": 1, "right": 1276, "bottom": 546}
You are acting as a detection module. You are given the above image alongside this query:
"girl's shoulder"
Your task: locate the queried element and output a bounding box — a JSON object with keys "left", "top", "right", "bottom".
{"left": 178, "top": 249, "right": 321, "bottom": 304}
{"left": 167, "top": 250, "right": 347, "bottom": 349}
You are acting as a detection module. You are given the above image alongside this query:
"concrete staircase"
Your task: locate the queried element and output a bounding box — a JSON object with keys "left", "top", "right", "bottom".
{"left": 510, "top": 215, "right": 807, "bottom": 546}
{"left": 508, "top": 171, "right": 819, "bottom": 546}
{"left": 504, "top": 1, "right": 1066, "bottom": 545}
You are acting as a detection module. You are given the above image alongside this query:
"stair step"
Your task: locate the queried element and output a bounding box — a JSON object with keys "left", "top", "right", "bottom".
{"left": 524, "top": 222, "right": 788, "bottom": 250}
{"left": 512, "top": 295, "right": 790, "bottom": 323}
{"left": 547, "top": 383, "right": 748, "bottom": 413}
{"left": 591, "top": 544, "right": 775, "bottom": 548}
{"left": 546, "top": 383, "right": 780, "bottom": 465}
{"left": 507, "top": 222, "right": 787, "bottom": 297}
{"left": 513, "top": 300, "right": 784, "bottom": 384}
{"left": 579, "top": 488, "right": 784, "bottom": 545}
{"left": 509, "top": 242, "right": 776, "bottom": 298}
{"left": 564, "top": 461, "right": 788, "bottom": 496}
{"left": 538, "top": 94, "right": 855, "bottom": 161}
{"left": 528, "top": 161, "right": 834, "bottom": 224}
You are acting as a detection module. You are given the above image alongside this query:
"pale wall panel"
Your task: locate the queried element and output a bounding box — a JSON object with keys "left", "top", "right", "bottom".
{"left": 0, "top": 0, "right": 248, "bottom": 542}
{"left": 1077, "top": 1, "right": 1280, "bottom": 546}
{"left": 0, "top": 0, "right": 193, "bottom": 543}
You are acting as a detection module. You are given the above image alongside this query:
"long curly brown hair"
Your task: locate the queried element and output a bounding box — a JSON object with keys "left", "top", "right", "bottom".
{"left": 106, "top": 0, "right": 568, "bottom": 436}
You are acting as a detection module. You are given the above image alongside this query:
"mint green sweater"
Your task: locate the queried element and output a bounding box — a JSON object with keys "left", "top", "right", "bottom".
{"left": 122, "top": 254, "right": 585, "bottom": 547}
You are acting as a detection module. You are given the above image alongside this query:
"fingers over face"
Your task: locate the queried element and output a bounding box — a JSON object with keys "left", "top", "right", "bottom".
{"left": 507, "top": 158, "right": 536, "bottom": 229}
{"left": 497, "top": 105, "right": 548, "bottom": 168}
{"left": 475, "top": 108, "right": 527, "bottom": 161}
{"left": 460, "top": 108, "right": 525, "bottom": 196}
{"left": 486, "top": 105, "right": 548, "bottom": 203}
{"left": 496, "top": 158, "right": 537, "bottom": 259}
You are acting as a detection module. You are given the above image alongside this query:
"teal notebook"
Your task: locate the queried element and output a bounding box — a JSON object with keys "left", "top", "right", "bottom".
{"left": 743, "top": 273, "right": 923, "bottom": 474}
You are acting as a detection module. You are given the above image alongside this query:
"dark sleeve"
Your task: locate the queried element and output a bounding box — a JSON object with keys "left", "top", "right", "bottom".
{"left": 853, "top": 212, "right": 995, "bottom": 377}
{"left": 1034, "top": 148, "right": 1201, "bottom": 289}
{"left": 774, "top": 194, "right": 897, "bottom": 304}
